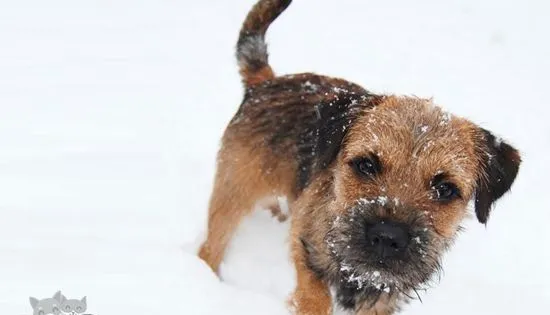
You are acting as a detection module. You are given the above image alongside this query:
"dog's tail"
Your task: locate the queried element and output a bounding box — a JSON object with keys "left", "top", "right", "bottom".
{"left": 236, "top": 0, "right": 292, "bottom": 87}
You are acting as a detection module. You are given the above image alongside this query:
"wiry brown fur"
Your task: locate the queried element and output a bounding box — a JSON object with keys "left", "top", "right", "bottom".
{"left": 198, "top": 1, "right": 521, "bottom": 314}
{"left": 198, "top": 73, "right": 374, "bottom": 273}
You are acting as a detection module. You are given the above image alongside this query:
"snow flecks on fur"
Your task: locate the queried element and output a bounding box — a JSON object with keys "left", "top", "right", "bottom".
{"left": 439, "top": 112, "right": 452, "bottom": 126}
{"left": 340, "top": 264, "right": 395, "bottom": 292}
{"left": 324, "top": 199, "right": 448, "bottom": 304}
{"left": 422, "top": 139, "right": 435, "bottom": 152}
{"left": 357, "top": 196, "right": 390, "bottom": 207}
{"left": 301, "top": 80, "right": 319, "bottom": 93}
{"left": 494, "top": 136, "right": 503, "bottom": 148}
{"left": 393, "top": 197, "right": 401, "bottom": 207}
{"left": 377, "top": 196, "right": 388, "bottom": 206}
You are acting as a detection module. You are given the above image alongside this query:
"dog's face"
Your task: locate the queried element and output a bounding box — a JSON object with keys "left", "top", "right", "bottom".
{"left": 316, "top": 95, "right": 520, "bottom": 295}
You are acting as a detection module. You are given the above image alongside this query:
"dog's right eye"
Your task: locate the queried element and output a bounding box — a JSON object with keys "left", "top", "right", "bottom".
{"left": 350, "top": 156, "right": 381, "bottom": 178}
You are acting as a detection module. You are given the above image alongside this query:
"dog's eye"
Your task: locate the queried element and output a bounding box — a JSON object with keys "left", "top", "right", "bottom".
{"left": 433, "top": 182, "right": 460, "bottom": 201}
{"left": 350, "top": 156, "right": 381, "bottom": 178}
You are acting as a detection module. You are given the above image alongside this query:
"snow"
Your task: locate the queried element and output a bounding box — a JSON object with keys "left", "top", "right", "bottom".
{"left": 1, "top": 0, "right": 549, "bottom": 314}
{"left": 377, "top": 196, "right": 389, "bottom": 206}
{"left": 439, "top": 112, "right": 452, "bottom": 126}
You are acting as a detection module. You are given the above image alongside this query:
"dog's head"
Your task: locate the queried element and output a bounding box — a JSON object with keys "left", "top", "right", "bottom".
{"left": 314, "top": 95, "right": 520, "bottom": 296}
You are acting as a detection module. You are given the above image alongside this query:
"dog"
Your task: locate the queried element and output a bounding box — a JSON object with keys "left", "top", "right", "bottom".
{"left": 198, "top": 1, "right": 521, "bottom": 314}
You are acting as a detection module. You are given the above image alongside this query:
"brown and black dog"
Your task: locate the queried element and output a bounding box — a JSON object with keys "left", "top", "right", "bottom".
{"left": 198, "top": 1, "right": 521, "bottom": 314}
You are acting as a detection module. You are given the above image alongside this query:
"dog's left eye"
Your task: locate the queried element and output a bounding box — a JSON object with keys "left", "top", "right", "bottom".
{"left": 350, "top": 156, "right": 381, "bottom": 178}
{"left": 433, "top": 182, "right": 460, "bottom": 201}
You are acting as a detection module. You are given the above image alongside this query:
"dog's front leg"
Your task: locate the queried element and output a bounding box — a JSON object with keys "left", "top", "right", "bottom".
{"left": 289, "top": 238, "right": 332, "bottom": 315}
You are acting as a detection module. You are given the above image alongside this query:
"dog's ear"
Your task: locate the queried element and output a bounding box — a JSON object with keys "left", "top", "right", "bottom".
{"left": 475, "top": 128, "right": 521, "bottom": 224}
{"left": 314, "top": 94, "right": 378, "bottom": 169}
{"left": 296, "top": 93, "right": 379, "bottom": 190}
{"left": 314, "top": 99, "right": 354, "bottom": 169}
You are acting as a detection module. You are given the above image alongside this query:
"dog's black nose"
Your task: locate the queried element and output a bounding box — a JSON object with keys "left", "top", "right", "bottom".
{"left": 367, "top": 222, "right": 409, "bottom": 259}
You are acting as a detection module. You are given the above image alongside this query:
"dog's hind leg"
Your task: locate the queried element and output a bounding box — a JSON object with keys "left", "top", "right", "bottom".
{"left": 198, "top": 171, "right": 256, "bottom": 274}
{"left": 198, "top": 143, "right": 294, "bottom": 274}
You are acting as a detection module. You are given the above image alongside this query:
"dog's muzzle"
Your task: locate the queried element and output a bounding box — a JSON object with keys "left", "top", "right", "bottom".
{"left": 325, "top": 201, "right": 447, "bottom": 295}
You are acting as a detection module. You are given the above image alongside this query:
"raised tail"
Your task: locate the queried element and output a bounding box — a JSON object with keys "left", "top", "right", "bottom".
{"left": 236, "top": 0, "right": 292, "bottom": 86}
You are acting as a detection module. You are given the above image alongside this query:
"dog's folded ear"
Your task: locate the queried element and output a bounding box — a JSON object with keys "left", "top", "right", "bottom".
{"left": 297, "top": 93, "right": 378, "bottom": 190}
{"left": 315, "top": 98, "right": 355, "bottom": 170}
{"left": 475, "top": 128, "right": 521, "bottom": 224}
{"left": 314, "top": 94, "right": 381, "bottom": 169}
{"left": 314, "top": 94, "right": 371, "bottom": 170}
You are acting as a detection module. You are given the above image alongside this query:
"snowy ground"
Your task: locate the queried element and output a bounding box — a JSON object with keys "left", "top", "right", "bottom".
{"left": 1, "top": 0, "right": 549, "bottom": 314}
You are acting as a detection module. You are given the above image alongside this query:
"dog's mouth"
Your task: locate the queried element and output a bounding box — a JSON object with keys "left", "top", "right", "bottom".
{"left": 338, "top": 264, "right": 402, "bottom": 293}
{"left": 325, "top": 204, "right": 448, "bottom": 295}
{"left": 334, "top": 250, "right": 437, "bottom": 295}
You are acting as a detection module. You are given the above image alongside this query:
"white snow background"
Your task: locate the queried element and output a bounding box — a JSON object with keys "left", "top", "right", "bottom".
{"left": 1, "top": 0, "right": 549, "bottom": 314}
